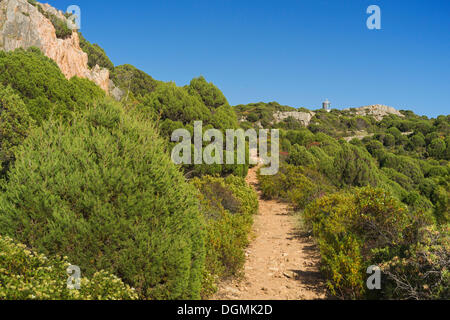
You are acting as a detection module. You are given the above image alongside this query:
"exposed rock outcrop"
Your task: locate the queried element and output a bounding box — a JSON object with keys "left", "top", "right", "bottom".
{"left": 345, "top": 105, "right": 404, "bottom": 121}
{"left": 0, "top": 0, "right": 110, "bottom": 92}
{"left": 272, "top": 111, "right": 316, "bottom": 127}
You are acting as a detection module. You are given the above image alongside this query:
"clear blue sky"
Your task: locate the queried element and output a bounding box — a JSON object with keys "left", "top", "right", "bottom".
{"left": 49, "top": 0, "right": 449, "bottom": 117}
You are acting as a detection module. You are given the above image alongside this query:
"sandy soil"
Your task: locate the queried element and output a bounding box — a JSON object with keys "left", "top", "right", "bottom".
{"left": 213, "top": 166, "right": 328, "bottom": 300}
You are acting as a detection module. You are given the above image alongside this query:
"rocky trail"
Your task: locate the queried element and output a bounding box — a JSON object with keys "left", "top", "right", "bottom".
{"left": 214, "top": 166, "right": 328, "bottom": 300}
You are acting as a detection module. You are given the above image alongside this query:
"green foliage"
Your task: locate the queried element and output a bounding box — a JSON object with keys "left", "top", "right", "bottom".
{"left": 234, "top": 101, "right": 297, "bottom": 128}
{"left": 287, "top": 144, "right": 317, "bottom": 167}
{"left": 333, "top": 143, "right": 380, "bottom": 187}
{"left": 381, "top": 167, "right": 414, "bottom": 190}
{"left": 187, "top": 76, "right": 238, "bottom": 130}
{"left": 0, "top": 85, "right": 34, "bottom": 175}
{"left": 381, "top": 153, "right": 424, "bottom": 184}
{"left": 140, "top": 82, "right": 210, "bottom": 124}
{"left": 111, "top": 64, "right": 162, "bottom": 99}
{"left": 78, "top": 33, "right": 115, "bottom": 71}
{"left": 308, "top": 110, "right": 376, "bottom": 138}
{"left": 428, "top": 138, "right": 446, "bottom": 159}
{"left": 192, "top": 175, "right": 258, "bottom": 297}
{"left": 380, "top": 225, "right": 449, "bottom": 300}
{"left": 0, "top": 48, "right": 104, "bottom": 124}
{"left": 0, "top": 235, "right": 138, "bottom": 300}
{"left": 187, "top": 76, "right": 229, "bottom": 110}
{"left": 303, "top": 187, "right": 422, "bottom": 299}
{"left": 0, "top": 101, "right": 205, "bottom": 300}
{"left": 259, "top": 164, "right": 335, "bottom": 210}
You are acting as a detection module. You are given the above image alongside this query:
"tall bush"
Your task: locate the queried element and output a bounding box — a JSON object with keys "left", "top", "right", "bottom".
{"left": 0, "top": 100, "right": 205, "bottom": 300}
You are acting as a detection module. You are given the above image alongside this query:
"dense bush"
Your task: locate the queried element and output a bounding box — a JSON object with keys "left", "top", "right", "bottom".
{"left": 0, "top": 101, "right": 205, "bottom": 300}
{"left": 0, "top": 235, "right": 138, "bottom": 300}
{"left": 259, "top": 164, "right": 335, "bottom": 210}
{"left": 287, "top": 144, "right": 317, "bottom": 167}
{"left": 0, "top": 85, "right": 34, "bottom": 175}
{"left": 234, "top": 101, "right": 297, "bottom": 128}
{"left": 187, "top": 76, "right": 238, "bottom": 131}
{"left": 0, "top": 48, "right": 104, "bottom": 124}
{"left": 333, "top": 143, "right": 380, "bottom": 187}
{"left": 140, "top": 82, "right": 211, "bottom": 125}
{"left": 192, "top": 175, "right": 258, "bottom": 297}
{"left": 111, "top": 64, "right": 162, "bottom": 99}
{"left": 303, "top": 187, "right": 424, "bottom": 299}
{"left": 380, "top": 225, "right": 449, "bottom": 300}
{"left": 381, "top": 153, "right": 424, "bottom": 184}
{"left": 79, "top": 33, "right": 115, "bottom": 72}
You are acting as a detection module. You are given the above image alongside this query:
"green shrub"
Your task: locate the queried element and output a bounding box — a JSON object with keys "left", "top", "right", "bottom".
{"left": 380, "top": 225, "right": 449, "bottom": 300}
{"left": 259, "top": 164, "right": 334, "bottom": 210}
{"left": 428, "top": 138, "right": 446, "bottom": 159}
{"left": 79, "top": 33, "right": 115, "bottom": 72}
{"left": 287, "top": 144, "right": 317, "bottom": 167}
{"left": 381, "top": 153, "right": 424, "bottom": 184}
{"left": 111, "top": 64, "right": 162, "bottom": 98}
{"left": 333, "top": 143, "right": 380, "bottom": 187}
{"left": 0, "top": 235, "right": 137, "bottom": 300}
{"left": 304, "top": 187, "right": 420, "bottom": 299}
{"left": 381, "top": 167, "right": 414, "bottom": 190}
{"left": 0, "top": 85, "right": 34, "bottom": 175}
{"left": 192, "top": 175, "right": 258, "bottom": 297}
{"left": 0, "top": 48, "right": 104, "bottom": 124}
{"left": 140, "top": 82, "right": 211, "bottom": 126}
{"left": 0, "top": 100, "right": 205, "bottom": 300}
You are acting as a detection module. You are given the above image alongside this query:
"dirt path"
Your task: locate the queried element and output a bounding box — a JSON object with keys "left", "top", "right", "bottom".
{"left": 213, "top": 166, "right": 327, "bottom": 300}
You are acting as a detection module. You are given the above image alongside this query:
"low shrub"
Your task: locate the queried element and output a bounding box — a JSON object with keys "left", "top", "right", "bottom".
{"left": 303, "top": 187, "right": 422, "bottom": 299}
{"left": 0, "top": 235, "right": 137, "bottom": 300}
{"left": 192, "top": 175, "right": 258, "bottom": 297}
{"left": 258, "top": 164, "right": 334, "bottom": 210}
{"left": 381, "top": 225, "right": 449, "bottom": 300}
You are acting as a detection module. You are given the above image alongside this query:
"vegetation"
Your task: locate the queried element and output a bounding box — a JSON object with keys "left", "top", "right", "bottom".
{"left": 0, "top": 14, "right": 447, "bottom": 300}
{"left": 0, "top": 101, "right": 206, "bottom": 300}
{"left": 0, "top": 85, "right": 34, "bottom": 176}
{"left": 79, "top": 33, "right": 115, "bottom": 72}
{"left": 192, "top": 175, "right": 258, "bottom": 297}
{"left": 0, "top": 48, "right": 104, "bottom": 124}
{"left": 111, "top": 64, "right": 162, "bottom": 99}
{"left": 259, "top": 108, "right": 449, "bottom": 299}
{"left": 0, "top": 45, "right": 254, "bottom": 300}
{"left": 0, "top": 235, "right": 138, "bottom": 300}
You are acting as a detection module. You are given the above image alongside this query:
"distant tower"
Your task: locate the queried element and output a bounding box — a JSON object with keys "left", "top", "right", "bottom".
{"left": 322, "top": 99, "right": 331, "bottom": 111}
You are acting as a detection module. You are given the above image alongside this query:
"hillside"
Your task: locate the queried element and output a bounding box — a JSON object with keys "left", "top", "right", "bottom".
{"left": 0, "top": 0, "right": 448, "bottom": 301}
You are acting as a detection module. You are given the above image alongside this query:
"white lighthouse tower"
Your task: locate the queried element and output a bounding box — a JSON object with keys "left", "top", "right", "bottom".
{"left": 322, "top": 99, "right": 331, "bottom": 112}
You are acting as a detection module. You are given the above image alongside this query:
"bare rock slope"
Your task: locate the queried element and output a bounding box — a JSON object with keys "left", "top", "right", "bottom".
{"left": 345, "top": 104, "right": 404, "bottom": 121}
{"left": 0, "top": 0, "right": 110, "bottom": 92}
{"left": 272, "top": 110, "right": 316, "bottom": 127}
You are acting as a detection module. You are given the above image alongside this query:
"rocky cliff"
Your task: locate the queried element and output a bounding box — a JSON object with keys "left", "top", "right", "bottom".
{"left": 345, "top": 104, "right": 404, "bottom": 121}
{"left": 272, "top": 110, "right": 316, "bottom": 126}
{"left": 0, "top": 0, "right": 110, "bottom": 92}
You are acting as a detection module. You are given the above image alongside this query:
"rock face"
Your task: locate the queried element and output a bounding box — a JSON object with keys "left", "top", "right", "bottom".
{"left": 0, "top": 0, "right": 110, "bottom": 92}
{"left": 272, "top": 111, "right": 316, "bottom": 127}
{"left": 345, "top": 105, "right": 404, "bottom": 121}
